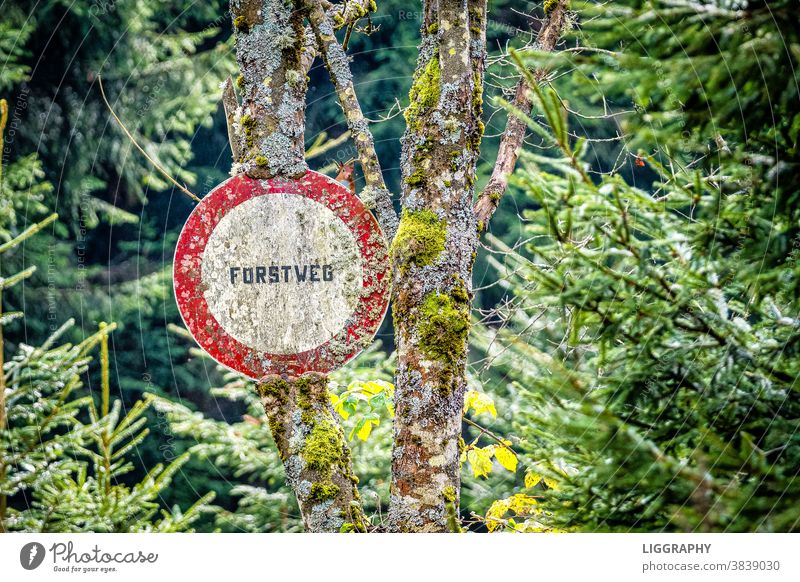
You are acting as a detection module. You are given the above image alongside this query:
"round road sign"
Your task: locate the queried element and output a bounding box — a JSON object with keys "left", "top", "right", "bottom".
{"left": 173, "top": 170, "right": 390, "bottom": 378}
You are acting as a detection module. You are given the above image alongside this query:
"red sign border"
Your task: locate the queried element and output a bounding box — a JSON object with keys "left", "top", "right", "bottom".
{"left": 173, "top": 171, "right": 390, "bottom": 378}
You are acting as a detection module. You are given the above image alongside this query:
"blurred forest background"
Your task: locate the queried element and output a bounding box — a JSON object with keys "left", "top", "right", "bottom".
{"left": 1, "top": 0, "right": 798, "bottom": 532}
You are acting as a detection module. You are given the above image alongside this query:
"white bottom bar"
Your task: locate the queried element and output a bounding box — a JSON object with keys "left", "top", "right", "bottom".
{"left": 1, "top": 533, "right": 797, "bottom": 581}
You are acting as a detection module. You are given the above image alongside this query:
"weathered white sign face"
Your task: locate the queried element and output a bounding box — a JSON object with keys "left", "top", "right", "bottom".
{"left": 202, "top": 194, "right": 362, "bottom": 354}
{"left": 174, "top": 171, "right": 390, "bottom": 378}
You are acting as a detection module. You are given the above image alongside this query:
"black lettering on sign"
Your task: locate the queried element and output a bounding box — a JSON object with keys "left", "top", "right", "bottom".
{"left": 226, "top": 264, "right": 337, "bottom": 284}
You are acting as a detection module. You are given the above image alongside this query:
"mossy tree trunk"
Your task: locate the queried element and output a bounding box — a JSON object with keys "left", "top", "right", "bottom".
{"left": 258, "top": 374, "right": 365, "bottom": 532}
{"left": 387, "top": 0, "right": 486, "bottom": 532}
{"left": 230, "top": 0, "right": 363, "bottom": 533}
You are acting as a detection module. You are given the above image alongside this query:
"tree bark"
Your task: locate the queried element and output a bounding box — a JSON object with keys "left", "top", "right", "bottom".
{"left": 230, "top": 0, "right": 308, "bottom": 179}
{"left": 387, "top": 0, "right": 486, "bottom": 532}
{"left": 230, "top": 0, "right": 365, "bottom": 532}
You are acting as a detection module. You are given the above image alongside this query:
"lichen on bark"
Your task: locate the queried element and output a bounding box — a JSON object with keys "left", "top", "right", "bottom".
{"left": 230, "top": 0, "right": 308, "bottom": 178}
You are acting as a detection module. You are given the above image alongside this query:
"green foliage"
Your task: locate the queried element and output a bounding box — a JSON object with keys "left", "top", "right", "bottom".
{"left": 473, "top": 0, "right": 800, "bottom": 532}
{"left": 330, "top": 379, "right": 394, "bottom": 442}
{"left": 8, "top": 0, "right": 233, "bottom": 221}
{"left": 0, "top": 131, "right": 211, "bottom": 531}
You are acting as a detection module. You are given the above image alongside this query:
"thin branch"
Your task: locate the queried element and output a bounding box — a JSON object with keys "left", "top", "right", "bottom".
{"left": 221, "top": 76, "right": 241, "bottom": 161}
{"left": 474, "top": 0, "right": 570, "bottom": 230}
{"left": 306, "top": 130, "right": 351, "bottom": 160}
{"left": 0, "top": 213, "right": 58, "bottom": 255}
{"left": 98, "top": 76, "right": 201, "bottom": 203}
{"left": 301, "top": 0, "right": 378, "bottom": 76}
{"left": 463, "top": 417, "right": 518, "bottom": 457}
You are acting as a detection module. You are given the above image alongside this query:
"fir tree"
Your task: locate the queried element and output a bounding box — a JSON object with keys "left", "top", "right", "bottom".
{"left": 472, "top": 0, "right": 799, "bottom": 532}
{"left": 0, "top": 98, "right": 213, "bottom": 533}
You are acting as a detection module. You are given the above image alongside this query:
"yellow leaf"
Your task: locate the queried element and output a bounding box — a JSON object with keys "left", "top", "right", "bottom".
{"left": 486, "top": 498, "right": 511, "bottom": 532}
{"left": 494, "top": 445, "right": 518, "bottom": 472}
{"left": 356, "top": 418, "right": 379, "bottom": 441}
{"left": 507, "top": 493, "right": 538, "bottom": 514}
{"left": 467, "top": 446, "right": 494, "bottom": 478}
{"left": 463, "top": 390, "right": 497, "bottom": 418}
{"left": 524, "top": 471, "right": 542, "bottom": 488}
{"left": 485, "top": 494, "right": 539, "bottom": 532}
{"left": 331, "top": 395, "right": 350, "bottom": 421}
{"left": 543, "top": 476, "right": 559, "bottom": 490}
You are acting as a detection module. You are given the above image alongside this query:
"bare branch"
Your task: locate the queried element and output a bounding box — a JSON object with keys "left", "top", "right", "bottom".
{"left": 305, "top": 130, "right": 351, "bottom": 160}
{"left": 305, "top": 0, "right": 398, "bottom": 240}
{"left": 221, "top": 76, "right": 241, "bottom": 161}
{"left": 474, "top": 0, "right": 570, "bottom": 231}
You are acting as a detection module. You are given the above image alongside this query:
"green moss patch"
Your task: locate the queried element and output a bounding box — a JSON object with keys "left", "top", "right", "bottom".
{"left": 308, "top": 482, "right": 340, "bottom": 504}
{"left": 303, "top": 419, "right": 343, "bottom": 472}
{"left": 418, "top": 289, "right": 470, "bottom": 362}
{"left": 404, "top": 53, "right": 441, "bottom": 129}
{"left": 391, "top": 209, "right": 446, "bottom": 272}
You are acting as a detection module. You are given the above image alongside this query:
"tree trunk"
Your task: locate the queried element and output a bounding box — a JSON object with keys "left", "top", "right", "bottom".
{"left": 258, "top": 374, "right": 365, "bottom": 532}
{"left": 230, "top": 0, "right": 364, "bottom": 532}
{"left": 387, "top": 0, "right": 486, "bottom": 532}
{"left": 230, "top": 0, "right": 308, "bottom": 179}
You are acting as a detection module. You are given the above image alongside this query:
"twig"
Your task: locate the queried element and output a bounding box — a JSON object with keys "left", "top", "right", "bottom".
{"left": 305, "top": 130, "right": 351, "bottom": 160}
{"left": 98, "top": 76, "right": 201, "bottom": 204}
{"left": 463, "top": 417, "right": 518, "bottom": 457}
{"left": 221, "top": 76, "right": 241, "bottom": 162}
